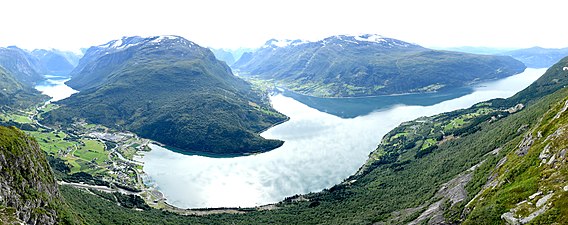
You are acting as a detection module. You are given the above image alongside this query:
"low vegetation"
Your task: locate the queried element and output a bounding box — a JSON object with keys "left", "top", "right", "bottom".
{"left": 234, "top": 35, "right": 526, "bottom": 97}
{"left": 43, "top": 36, "right": 288, "bottom": 155}
{"left": 60, "top": 56, "right": 568, "bottom": 224}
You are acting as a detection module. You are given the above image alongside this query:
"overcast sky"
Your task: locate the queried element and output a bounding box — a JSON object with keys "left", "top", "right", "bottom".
{"left": 1, "top": 0, "right": 567, "bottom": 52}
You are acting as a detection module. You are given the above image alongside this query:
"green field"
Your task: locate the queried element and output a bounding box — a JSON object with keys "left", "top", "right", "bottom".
{"left": 74, "top": 139, "right": 108, "bottom": 165}
{"left": 27, "top": 130, "right": 76, "bottom": 155}
{"left": 27, "top": 129, "right": 110, "bottom": 175}
{"left": 0, "top": 112, "right": 32, "bottom": 123}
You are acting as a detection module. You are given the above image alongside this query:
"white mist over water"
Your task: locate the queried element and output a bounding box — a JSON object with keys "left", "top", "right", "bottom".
{"left": 34, "top": 76, "right": 78, "bottom": 102}
{"left": 142, "top": 68, "right": 547, "bottom": 209}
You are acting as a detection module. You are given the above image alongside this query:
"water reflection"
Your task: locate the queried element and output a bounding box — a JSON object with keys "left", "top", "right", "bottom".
{"left": 142, "top": 68, "right": 546, "bottom": 208}
{"left": 34, "top": 75, "right": 78, "bottom": 102}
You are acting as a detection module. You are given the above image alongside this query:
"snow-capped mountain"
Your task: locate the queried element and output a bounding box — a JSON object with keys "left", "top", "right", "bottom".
{"left": 52, "top": 35, "right": 287, "bottom": 155}
{"left": 66, "top": 35, "right": 214, "bottom": 90}
{"left": 233, "top": 34, "right": 525, "bottom": 97}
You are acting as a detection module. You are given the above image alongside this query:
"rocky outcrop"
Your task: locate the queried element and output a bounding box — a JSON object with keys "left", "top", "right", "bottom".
{"left": 515, "top": 133, "right": 533, "bottom": 156}
{"left": 0, "top": 126, "right": 62, "bottom": 224}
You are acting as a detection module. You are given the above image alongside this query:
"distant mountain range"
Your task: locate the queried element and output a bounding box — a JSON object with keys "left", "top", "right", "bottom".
{"left": 434, "top": 46, "right": 516, "bottom": 55}
{"left": 31, "top": 49, "right": 81, "bottom": 77}
{"left": 502, "top": 46, "right": 568, "bottom": 68}
{"left": 0, "top": 46, "right": 81, "bottom": 83}
{"left": 0, "top": 46, "right": 46, "bottom": 86}
{"left": 43, "top": 36, "right": 287, "bottom": 155}
{"left": 211, "top": 48, "right": 255, "bottom": 66}
{"left": 233, "top": 34, "right": 526, "bottom": 97}
{"left": 0, "top": 47, "right": 49, "bottom": 109}
{"left": 0, "top": 66, "right": 46, "bottom": 110}
{"left": 3, "top": 44, "right": 568, "bottom": 225}
{"left": 436, "top": 46, "right": 568, "bottom": 69}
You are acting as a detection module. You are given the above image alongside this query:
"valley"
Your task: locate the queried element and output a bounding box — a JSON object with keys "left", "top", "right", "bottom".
{"left": 233, "top": 34, "right": 526, "bottom": 97}
{"left": 0, "top": 12, "right": 567, "bottom": 223}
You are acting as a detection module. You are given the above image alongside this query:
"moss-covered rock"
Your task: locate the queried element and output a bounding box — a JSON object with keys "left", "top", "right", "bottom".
{"left": 0, "top": 126, "right": 71, "bottom": 224}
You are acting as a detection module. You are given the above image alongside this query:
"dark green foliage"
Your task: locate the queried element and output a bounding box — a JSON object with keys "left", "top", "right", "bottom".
{"left": 234, "top": 35, "right": 526, "bottom": 97}
{"left": 62, "top": 172, "right": 109, "bottom": 186}
{"left": 61, "top": 186, "right": 217, "bottom": 224}
{"left": 0, "top": 66, "right": 47, "bottom": 110}
{"left": 47, "top": 154, "right": 71, "bottom": 175}
{"left": 414, "top": 145, "right": 437, "bottom": 158}
{"left": 90, "top": 189, "right": 150, "bottom": 210}
{"left": 43, "top": 36, "right": 287, "bottom": 155}
{"left": 0, "top": 46, "right": 45, "bottom": 86}
{"left": 491, "top": 56, "right": 568, "bottom": 109}
{"left": 60, "top": 57, "right": 568, "bottom": 224}
{"left": 0, "top": 126, "right": 79, "bottom": 224}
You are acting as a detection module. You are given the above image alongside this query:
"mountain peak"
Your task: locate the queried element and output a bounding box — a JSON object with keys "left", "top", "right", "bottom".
{"left": 263, "top": 39, "right": 309, "bottom": 48}
{"left": 322, "top": 34, "right": 419, "bottom": 48}
{"left": 352, "top": 34, "right": 386, "bottom": 43}
{"left": 96, "top": 35, "right": 194, "bottom": 52}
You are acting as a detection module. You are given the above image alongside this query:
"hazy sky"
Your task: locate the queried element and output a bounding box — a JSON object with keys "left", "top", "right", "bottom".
{"left": 1, "top": 0, "right": 567, "bottom": 52}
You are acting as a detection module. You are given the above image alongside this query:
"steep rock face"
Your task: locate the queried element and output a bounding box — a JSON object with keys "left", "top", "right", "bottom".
{"left": 31, "top": 49, "right": 77, "bottom": 77}
{"left": 0, "top": 126, "right": 61, "bottom": 224}
{"left": 211, "top": 48, "right": 236, "bottom": 65}
{"left": 0, "top": 47, "right": 45, "bottom": 86}
{"left": 233, "top": 34, "right": 526, "bottom": 97}
{"left": 45, "top": 36, "right": 287, "bottom": 155}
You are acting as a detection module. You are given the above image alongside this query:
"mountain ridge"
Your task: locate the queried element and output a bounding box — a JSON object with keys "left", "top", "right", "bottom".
{"left": 233, "top": 34, "right": 526, "bottom": 97}
{"left": 44, "top": 36, "right": 288, "bottom": 155}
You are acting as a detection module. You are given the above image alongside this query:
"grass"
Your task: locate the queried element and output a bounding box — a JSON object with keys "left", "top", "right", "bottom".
{"left": 27, "top": 130, "right": 76, "bottom": 155}
{"left": 38, "top": 103, "right": 59, "bottom": 113}
{"left": 27, "top": 129, "right": 110, "bottom": 175}
{"left": 74, "top": 139, "right": 108, "bottom": 165}
{"left": 421, "top": 138, "right": 437, "bottom": 150}
{"left": 0, "top": 112, "right": 32, "bottom": 124}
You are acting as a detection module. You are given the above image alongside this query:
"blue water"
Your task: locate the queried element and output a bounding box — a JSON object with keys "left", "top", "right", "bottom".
{"left": 142, "top": 68, "right": 546, "bottom": 208}
{"left": 282, "top": 87, "right": 473, "bottom": 118}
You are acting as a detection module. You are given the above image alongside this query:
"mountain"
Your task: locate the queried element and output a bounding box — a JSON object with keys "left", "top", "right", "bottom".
{"left": 31, "top": 49, "right": 78, "bottom": 77}
{"left": 435, "top": 46, "right": 515, "bottom": 55}
{"left": 59, "top": 56, "right": 568, "bottom": 224}
{"left": 43, "top": 36, "right": 287, "bottom": 155}
{"left": 0, "top": 66, "right": 46, "bottom": 110}
{"left": 233, "top": 34, "right": 526, "bottom": 97}
{"left": 0, "top": 46, "right": 46, "bottom": 86}
{"left": 211, "top": 48, "right": 256, "bottom": 66}
{"left": 51, "top": 49, "right": 82, "bottom": 67}
{"left": 211, "top": 48, "right": 236, "bottom": 65}
{"left": 0, "top": 126, "right": 76, "bottom": 224}
{"left": 502, "top": 46, "right": 568, "bottom": 68}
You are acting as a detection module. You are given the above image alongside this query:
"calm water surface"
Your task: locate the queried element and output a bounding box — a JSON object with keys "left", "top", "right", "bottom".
{"left": 34, "top": 75, "right": 77, "bottom": 102}
{"left": 142, "top": 68, "right": 546, "bottom": 209}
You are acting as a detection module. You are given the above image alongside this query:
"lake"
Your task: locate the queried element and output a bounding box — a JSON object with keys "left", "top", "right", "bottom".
{"left": 141, "top": 68, "right": 547, "bottom": 209}
{"left": 34, "top": 75, "right": 78, "bottom": 102}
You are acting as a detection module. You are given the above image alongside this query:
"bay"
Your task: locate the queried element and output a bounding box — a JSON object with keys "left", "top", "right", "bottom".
{"left": 142, "top": 68, "right": 547, "bottom": 208}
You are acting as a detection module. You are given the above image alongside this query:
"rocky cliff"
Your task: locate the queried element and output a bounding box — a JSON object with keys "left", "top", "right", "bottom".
{"left": 0, "top": 126, "right": 63, "bottom": 224}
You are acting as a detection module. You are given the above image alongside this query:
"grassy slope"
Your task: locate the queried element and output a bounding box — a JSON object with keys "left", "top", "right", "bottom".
{"left": 43, "top": 37, "right": 287, "bottom": 155}
{"left": 0, "top": 126, "right": 79, "bottom": 224}
{"left": 61, "top": 57, "right": 568, "bottom": 224}
{"left": 0, "top": 47, "right": 45, "bottom": 86}
{"left": 234, "top": 36, "right": 526, "bottom": 97}
{"left": 0, "top": 66, "right": 47, "bottom": 110}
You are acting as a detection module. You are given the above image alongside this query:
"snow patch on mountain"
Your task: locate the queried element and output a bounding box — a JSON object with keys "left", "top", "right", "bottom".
{"left": 353, "top": 34, "right": 386, "bottom": 43}
{"left": 151, "top": 35, "right": 178, "bottom": 43}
